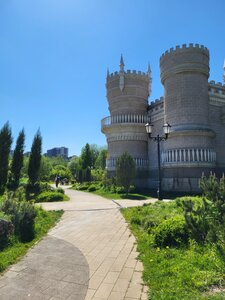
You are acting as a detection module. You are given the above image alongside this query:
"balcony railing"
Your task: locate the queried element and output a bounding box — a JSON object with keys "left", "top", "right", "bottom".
{"left": 106, "top": 157, "right": 149, "bottom": 170}
{"left": 101, "top": 114, "right": 148, "bottom": 130}
{"left": 162, "top": 148, "right": 216, "bottom": 166}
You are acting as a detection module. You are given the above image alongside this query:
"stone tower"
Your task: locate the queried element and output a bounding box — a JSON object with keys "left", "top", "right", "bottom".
{"left": 160, "top": 44, "right": 216, "bottom": 191}
{"left": 101, "top": 56, "right": 151, "bottom": 179}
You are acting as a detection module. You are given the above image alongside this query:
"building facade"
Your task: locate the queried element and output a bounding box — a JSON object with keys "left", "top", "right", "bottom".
{"left": 101, "top": 44, "right": 225, "bottom": 192}
{"left": 46, "top": 147, "right": 69, "bottom": 159}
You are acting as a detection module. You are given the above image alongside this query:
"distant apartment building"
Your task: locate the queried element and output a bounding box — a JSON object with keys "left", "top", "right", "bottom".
{"left": 46, "top": 147, "right": 69, "bottom": 159}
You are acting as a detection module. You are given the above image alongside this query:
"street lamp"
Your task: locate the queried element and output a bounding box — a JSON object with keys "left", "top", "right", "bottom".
{"left": 145, "top": 122, "right": 171, "bottom": 200}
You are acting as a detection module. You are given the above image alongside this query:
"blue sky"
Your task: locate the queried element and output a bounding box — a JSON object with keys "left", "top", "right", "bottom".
{"left": 0, "top": 0, "right": 225, "bottom": 156}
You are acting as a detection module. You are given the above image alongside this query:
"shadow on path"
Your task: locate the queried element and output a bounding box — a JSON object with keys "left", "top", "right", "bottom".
{"left": 0, "top": 236, "right": 89, "bottom": 300}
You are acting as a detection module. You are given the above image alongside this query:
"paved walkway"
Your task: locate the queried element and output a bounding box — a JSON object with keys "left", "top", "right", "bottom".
{"left": 0, "top": 188, "right": 156, "bottom": 300}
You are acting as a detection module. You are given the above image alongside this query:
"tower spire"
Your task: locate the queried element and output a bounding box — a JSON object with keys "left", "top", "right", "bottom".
{"left": 120, "top": 54, "right": 125, "bottom": 72}
{"left": 147, "top": 63, "right": 152, "bottom": 97}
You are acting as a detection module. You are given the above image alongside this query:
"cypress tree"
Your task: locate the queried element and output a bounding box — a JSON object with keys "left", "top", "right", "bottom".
{"left": 0, "top": 122, "right": 13, "bottom": 194}
{"left": 28, "top": 130, "right": 42, "bottom": 185}
{"left": 11, "top": 129, "right": 25, "bottom": 188}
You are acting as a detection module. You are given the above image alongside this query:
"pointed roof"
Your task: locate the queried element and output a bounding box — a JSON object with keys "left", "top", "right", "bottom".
{"left": 120, "top": 54, "right": 125, "bottom": 72}
{"left": 147, "top": 63, "right": 151, "bottom": 75}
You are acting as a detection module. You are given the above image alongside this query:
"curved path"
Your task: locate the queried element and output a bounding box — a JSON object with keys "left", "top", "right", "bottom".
{"left": 0, "top": 188, "right": 155, "bottom": 299}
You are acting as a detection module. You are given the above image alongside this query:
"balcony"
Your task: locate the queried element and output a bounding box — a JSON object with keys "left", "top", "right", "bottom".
{"left": 101, "top": 114, "right": 148, "bottom": 131}
{"left": 106, "top": 157, "right": 149, "bottom": 171}
{"left": 162, "top": 148, "right": 216, "bottom": 167}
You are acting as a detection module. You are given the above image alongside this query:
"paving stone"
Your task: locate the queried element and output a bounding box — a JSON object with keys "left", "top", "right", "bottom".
{"left": 0, "top": 188, "right": 151, "bottom": 300}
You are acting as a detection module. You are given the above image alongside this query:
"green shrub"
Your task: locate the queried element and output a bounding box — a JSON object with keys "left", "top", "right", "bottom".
{"left": 88, "top": 184, "right": 97, "bottom": 192}
{"left": 1, "top": 194, "right": 37, "bottom": 242}
{"left": 0, "top": 213, "right": 14, "bottom": 249}
{"left": 178, "top": 197, "right": 211, "bottom": 243}
{"left": 154, "top": 215, "right": 189, "bottom": 247}
{"left": 36, "top": 191, "right": 64, "bottom": 202}
{"left": 56, "top": 187, "right": 65, "bottom": 194}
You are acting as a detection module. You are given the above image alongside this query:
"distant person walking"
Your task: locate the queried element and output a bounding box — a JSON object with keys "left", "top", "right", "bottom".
{"left": 55, "top": 175, "right": 60, "bottom": 188}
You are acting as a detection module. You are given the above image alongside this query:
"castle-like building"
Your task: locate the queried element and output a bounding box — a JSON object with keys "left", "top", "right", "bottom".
{"left": 101, "top": 44, "right": 225, "bottom": 192}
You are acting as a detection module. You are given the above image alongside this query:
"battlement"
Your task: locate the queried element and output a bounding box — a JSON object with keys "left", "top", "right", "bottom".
{"left": 209, "top": 80, "right": 225, "bottom": 89}
{"left": 107, "top": 69, "right": 150, "bottom": 82}
{"left": 148, "top": 97, "right": 164, "bottom": 113}
{"left": 160, "top": 43, "right": 209, "bottom": 62}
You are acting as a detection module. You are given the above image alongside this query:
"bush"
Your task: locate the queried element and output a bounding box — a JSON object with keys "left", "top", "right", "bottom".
{"left": 178, "top": 197, "right": 211, "bottom": 243}
{"left": 36, "top": 191, "right": 65, "bottom": 202}
{"left": 154, "top": 215, "right": 189, "bottom": 247}
{"left": 1, "top": 194, "right": 37, "bottom": 242}
{"left": 88, "top": 184, "right": 97, "bottom": 192}
{"left": 56, "top": 187, "right": 65, "bottom": 194}
{"left": 0, "top": 213, "right": 14, "bottom": 249}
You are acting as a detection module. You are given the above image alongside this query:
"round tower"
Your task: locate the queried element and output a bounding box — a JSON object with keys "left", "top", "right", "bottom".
{"left": 160, "top": 44, "right": 216, "bottom": 191}
{"left": 101, "top": 56, "right": 151, "bottom": 178}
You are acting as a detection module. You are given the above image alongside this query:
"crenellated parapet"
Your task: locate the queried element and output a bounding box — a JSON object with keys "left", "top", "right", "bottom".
{"left": 160, "top": 43, "right": 209, "bottom": 61}
{"left": 107, "top": 69, "right": 150, "bottom": 81}
{"left": 209, "top": 80, "right": 225, "bottom": 107}
{"left": 208, "top": 80, "right": 225, "bottom": 93}
{"left": 160, "top": 43, "right": 209, "bottom": 84}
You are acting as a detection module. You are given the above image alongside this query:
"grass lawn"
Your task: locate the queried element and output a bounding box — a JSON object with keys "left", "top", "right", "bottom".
{"left": 92, "top": 189, "right": 154, "bottom": 200}
{"left": 0, "top": 208, "right": 63, "bottom": 274}
{"left": 122, "top": 201, "right": 225, "bottom": 300}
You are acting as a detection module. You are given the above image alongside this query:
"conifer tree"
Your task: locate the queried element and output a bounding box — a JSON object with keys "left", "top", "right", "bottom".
{"left": 80, "top": 143, "right": 92, "bottom": 169}
{"left": 0, "top": 122, "right": 13, "bottom": 194}
{"left": 116, "top": 152, "right": 136, "bottom": 195}
{"left": 11, "top": 129, "right": 25, "bottom": 188}
{"left": 28, "top": 130, "right": 42, "bottom": 185}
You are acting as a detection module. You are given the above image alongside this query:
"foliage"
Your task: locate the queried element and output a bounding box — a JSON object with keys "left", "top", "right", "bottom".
{"left": 177, "top": 197, "right": 211, "bottom": 243}
{"left": 0, "top": 208, "right": 63, "bottom": 274}
{"left": 122, "top": 200, "right": 225, "bottom": 299}
{"left": 154, "top": 215, "right": 188, "bottom": 247}
{"left": 28, "top": 130, "right": 42, "bottom": 185}
{"left": 50, "top": 164, "right": 72, "bottom": 181}
{"left": 68, "top": 156, "right": 80, "bottom": 178}
{"left": 39, "top": 156, "right": 53, "bottom": 181}
{"left": 177, "top": 175, "right": 225, "bottom": 244}
{"left": 56, "top": 187, "right": 65, "bottom": 194}
{"left": 1, "top": 193, "right": 37, "bottom": 242}
{"left": 0, "top": 122, "right": 13, "bottom": 194}
{"left": 36, "top": 191, "right": 68, "bottom": 202}
{"left": 0, "top": 213, "right": 14, "bottom": 249}
{"left": 88, "top": 184, "right": 97, "bottom": 192}
{"left": 116, "top": 152, "right": 136, "bottom": 194}
{"left": 10, "top": 129, "right": 25, "bottom": 189}
{"left": 95, "top": 148, "right": 107, "bottom": 169}
{"left": 80, "top": 143, "right": 92, "bottom": 169}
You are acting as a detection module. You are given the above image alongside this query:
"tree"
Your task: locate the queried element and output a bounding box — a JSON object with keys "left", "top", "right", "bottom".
{"left": 39, "top": 156, "right": 53, "bottom": 181}
{"left": 28, "top": 130, "right": 42, "bottom": 185}
{"left": 80, "top": 143, "right": 92, "bottom": 169}
{"left": 95, "top": 148, "right": 107, "bottom": 170}
{"left": 0, "top": 122, "right": 13, "bottom": 194}
{"left": 116, "top": 152, "right": 136, "bottom": 194}
{"left": 10, "top": 129, "right": 25, "bottom": 188}
{"left": 68, "top": 156, "right": 80, "bottom": 179}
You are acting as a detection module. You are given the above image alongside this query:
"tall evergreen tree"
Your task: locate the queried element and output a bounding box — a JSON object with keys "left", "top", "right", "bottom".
{"left": 80, "top": 143, "right": 92, "bottom": 169}
{"left": 0, "top": 122, "right": 13, "bottom": 194}
{"left": 28, "top": 130, "right": 42, "bottom": 185}
{"left": 11, "top": 129, "right": 25, "bottom": 188}
{"left": 116, "top": 152, "right": 136, "bottom": 195}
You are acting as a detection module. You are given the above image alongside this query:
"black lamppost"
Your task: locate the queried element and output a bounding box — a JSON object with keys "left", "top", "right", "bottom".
{"left": 145, "top": 122, "right": 171, "bottom": 200}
